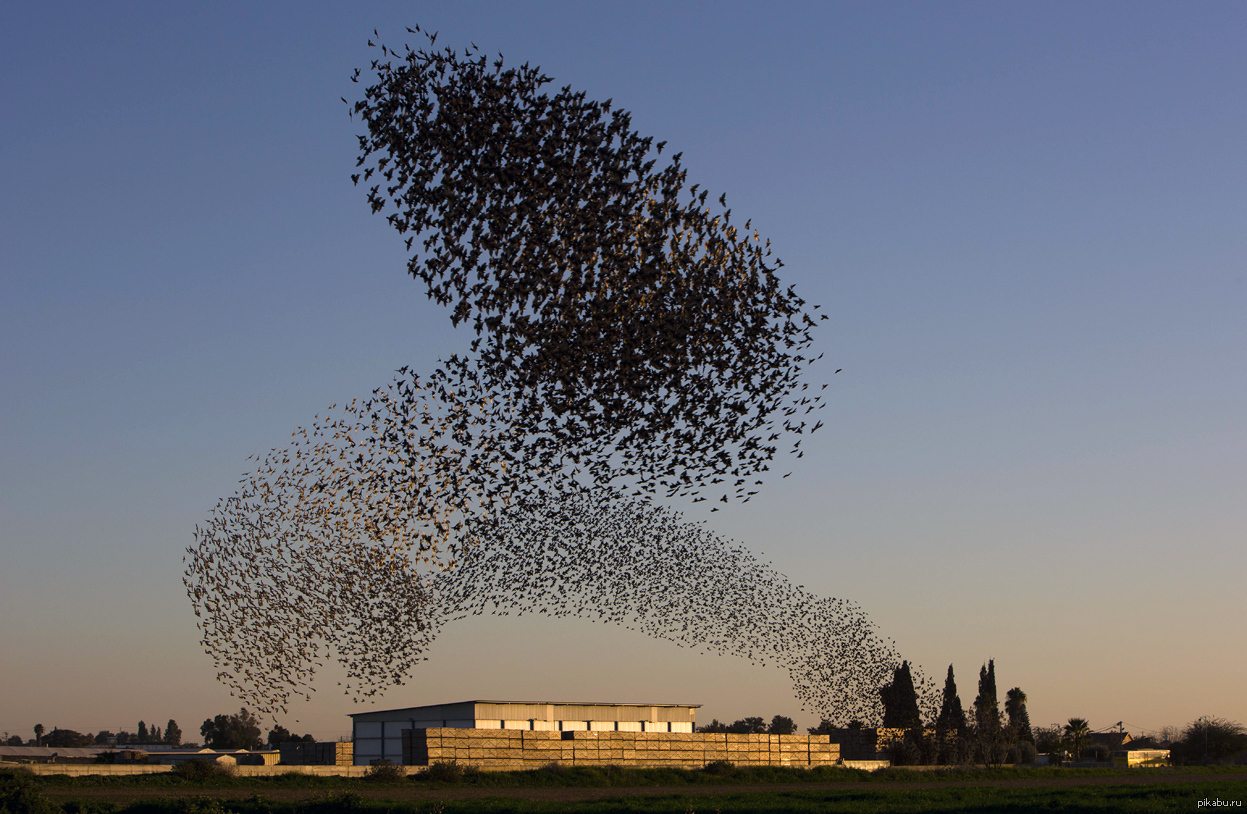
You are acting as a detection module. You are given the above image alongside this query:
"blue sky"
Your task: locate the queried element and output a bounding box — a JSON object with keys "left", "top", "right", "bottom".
{"left": 2, "top": 1, "right": 1244, "bottom": 740}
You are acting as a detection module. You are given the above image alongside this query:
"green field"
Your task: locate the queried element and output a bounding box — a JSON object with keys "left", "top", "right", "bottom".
{"left": 6, "top": 766, "right": 1246, "bottom": 813}
{"left": 23, "top": 764, "right": 1247, "bottom": 789}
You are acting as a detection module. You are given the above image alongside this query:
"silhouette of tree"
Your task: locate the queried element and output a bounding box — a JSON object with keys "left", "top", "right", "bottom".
{"left": 165, "top": 720, "right": 182, "bottom": 747}
{"left": 697, "top": 719, "right": 728, "bottom": 733}
{"left": 806, "top": 719, "right": 836, "bottom": 735}
{"left": 1063, "top": 718, "right": 1091, "bottom": 760}
{"left": 973, "top": 661, "right": 1000, "bottom": 733}
{"left": 935, "top": 664, "right": 968, "bottom": 764}
{"left": 936, "top": 665, "right": 967, "bottom": 736}
{"left": 137, "top": 721, "right": 148, "bottom": 743}
{"left": 767, "top": 715, "right": 797, "bottom": 735}
{"left": 1005, "top": 687, "right": 1033, "bottom": 744}
{"left": 267, "top": 725, "right": 293, "bottom": 748}
{"left": 33, "top": 724, "right": 44, "bottom": 747}
{"left": 973, "top": 660, "right": 1006, "bottom": 767}
{"left": 1033, "top": 724, "right": 1062, "bottom": 756}
{"left": 200, "top": 708, "right": 263, "bottom": 750}
{"left": 44, "top": 729, "right": 93, "bottom": 748}
{"left": 726, "top": 717, "right": 768, "bottom": 734}
{"left": 1172, "top": 717, "right": 1247, "bottom": 765}
{"left": 880, "top": 660, "right": 922, "bottom": 729}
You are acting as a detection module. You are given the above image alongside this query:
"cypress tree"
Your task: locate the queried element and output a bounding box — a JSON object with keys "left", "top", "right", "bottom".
{"left": 936, "top": 665, "right": 967, "bottom": 737}
{"left": 137, "top": 721, "right": 148, "bottom": 743}
{"left": 973, "top": 659, "right": 1006, "bottom": 766}
{"left": 974, "top": 660, "right": 1000, "bottom": 734}
{"left": 880, "top": 660, "right": 922, "bottom": 729}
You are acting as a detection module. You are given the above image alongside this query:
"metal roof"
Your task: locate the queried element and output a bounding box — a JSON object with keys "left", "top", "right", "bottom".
{"left": 349, "top": 699, "right": 700, "bottom": 717}
{"left": 0, "top": 746, "right": 109, "bottom": 758}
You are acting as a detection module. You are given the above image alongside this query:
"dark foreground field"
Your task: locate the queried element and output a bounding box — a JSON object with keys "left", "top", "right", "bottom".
{"left": 6, "top": 766, "right": 1246, "bottom": 813}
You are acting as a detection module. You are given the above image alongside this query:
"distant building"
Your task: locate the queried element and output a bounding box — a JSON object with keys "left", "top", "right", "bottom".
{"left": 349, "top": 700, "right": 699, "bottom": 766}
{"left": 1088, "top": 731, "right": 1133, "bottom": 751}
{"left": 133, "top": 749, "right": 280, "bottom": 766}
{"left": 1112, "top": 748, "right": 1171, "bottom": 767}
{"left": 279, "top": 741, "right": 353, "bottom": 766}
{"left": 0, "top": 745, "right": 109, "bottom": 764}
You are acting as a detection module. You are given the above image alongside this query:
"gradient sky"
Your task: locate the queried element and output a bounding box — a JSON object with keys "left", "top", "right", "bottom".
{"left": 2, "top": 1, "right": 1244, "bottom": 743}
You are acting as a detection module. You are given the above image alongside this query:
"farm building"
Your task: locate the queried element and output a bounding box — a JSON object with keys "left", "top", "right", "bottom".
{"left": 279, "top": 741, "right": 354, "bottom": 766}
{"left": 350, "top": 700, "right": 699, "bottom": 765}
{"left": 349, "top": 700, "right": 841, "bottom": 770}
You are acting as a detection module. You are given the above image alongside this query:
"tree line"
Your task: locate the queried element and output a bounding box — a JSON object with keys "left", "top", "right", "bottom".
{"left": 198, "top": 709, "right": 316, "bottom": 750}
{"left": 6, "top": 719, "right": 184, "bottom": 749}
{"left": 694, "top": 659, "right": 1247, "bottom": 767}
{"left": 4, "top": 710, "right": 317, "bottom": 752}
{"left": 697, "top": 715, "right": 799, "bottom": 735}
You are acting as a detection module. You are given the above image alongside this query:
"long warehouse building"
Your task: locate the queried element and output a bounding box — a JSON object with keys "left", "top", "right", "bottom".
{"left": 350, "top": 700, "right": 698, "bottom": 766}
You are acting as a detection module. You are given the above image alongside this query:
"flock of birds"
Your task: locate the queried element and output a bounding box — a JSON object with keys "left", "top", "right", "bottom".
{"left": 185, "top": 28, "right": 925, "bottom": 722}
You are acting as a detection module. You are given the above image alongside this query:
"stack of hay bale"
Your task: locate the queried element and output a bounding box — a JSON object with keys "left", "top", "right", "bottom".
{"left": 722, "top": 733, "right": 839, "bottom": 767}
{"left": 517, "top": 731, "right": 574, "bottom": 768}
{"left": 401, "top": 728, "right": 838, "bottom": 770}
{"left": 403, "top": 728, "right": 571, "bottom": 770}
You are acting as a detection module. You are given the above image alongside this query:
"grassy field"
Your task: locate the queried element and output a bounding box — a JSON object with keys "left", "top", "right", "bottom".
{"left": 22, "top": 763, "right": 1247, "bottom": 789}
{"left": 7, "top": 765, "right": 1246, "bottom": 813}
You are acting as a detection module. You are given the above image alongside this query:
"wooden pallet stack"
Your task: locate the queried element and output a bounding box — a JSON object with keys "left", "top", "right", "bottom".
{"left": 519, "top": 731, "right": 575, "bottom": 768}
{"left": 401, "top": 729, "right": 839, "bottom": 770}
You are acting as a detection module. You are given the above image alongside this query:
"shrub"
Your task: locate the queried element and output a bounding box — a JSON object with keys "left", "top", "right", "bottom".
{"left": 424, "top": 760, "right": 465, "bottom": 783}
{"left": 1084, "top": 744, "right": 1110, "bottom": 763}
{"left": 887, "top": 729, "right": 935, "bottom": 766}
{"left": 1033, "top": 725, "right": 1063, "bottom": 755}
{"left": 1172, "top": 717, "right": 1247, "bottom": 765}
{"left": 171, "top": 759, "right": 236, "bottom": 781}
{"left": 1017, "top": 741, "right": 1039, "bottom": 764}
{"left": 0, "top": 769, "right": 56, "bottom": 814}
{"left": 364, "top": 760, "right": 406, "bottom": 782}
{"left": 887, "top": 736, "right": 922, "bottom": 766}
{"left": 702, "top": 760, "right": 737, "bottom": 777}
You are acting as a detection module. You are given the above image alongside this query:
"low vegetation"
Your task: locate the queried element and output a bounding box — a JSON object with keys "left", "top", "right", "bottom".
{"left": 170, "top": 760, "right": 237, "bottom": 782}
{"left": 362, "top": 761, "right": 407, "bottom": 783}
{"left": 15, "top": 764, "right": 1246, "bottom": 791}
{"left": 9, "top": 777, "right": 1247, "bottom": 813}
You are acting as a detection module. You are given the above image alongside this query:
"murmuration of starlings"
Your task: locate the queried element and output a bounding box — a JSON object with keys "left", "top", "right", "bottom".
{"left": 185, "top": 26, "right": 920, "bottom": 722}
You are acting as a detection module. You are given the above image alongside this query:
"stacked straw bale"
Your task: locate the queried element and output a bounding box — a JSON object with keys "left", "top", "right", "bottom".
{"left": 401, "top": 728, "right": 839, "bottom": 770}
